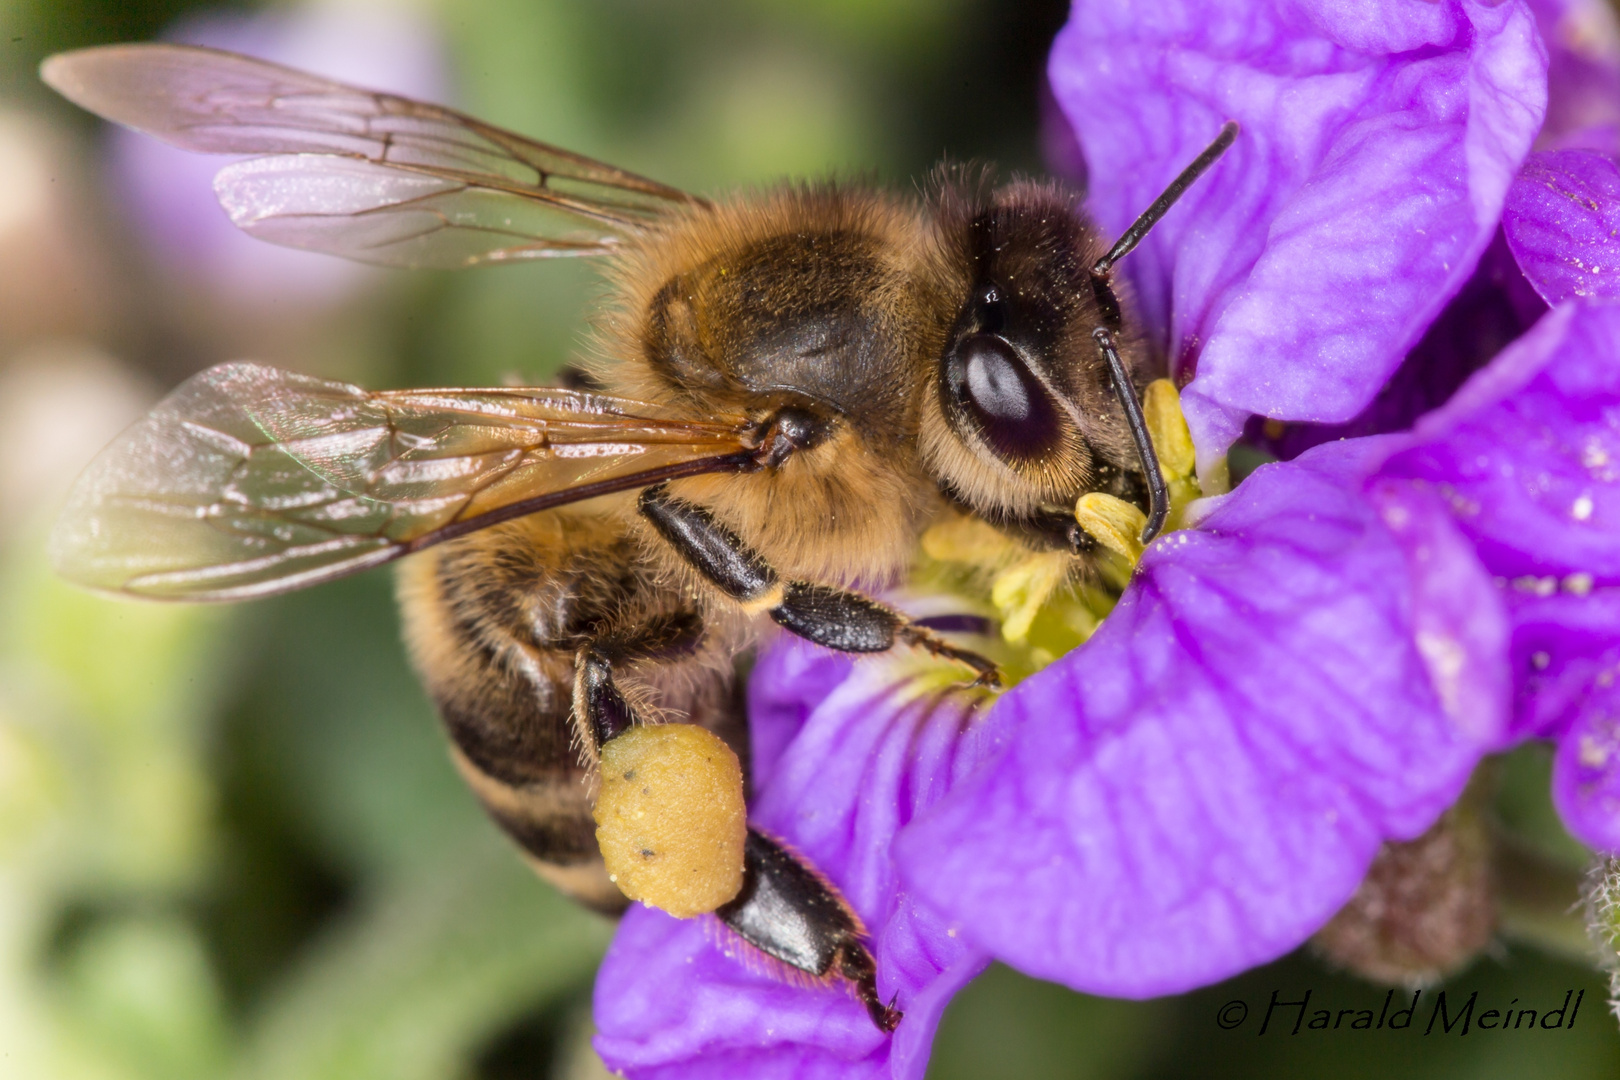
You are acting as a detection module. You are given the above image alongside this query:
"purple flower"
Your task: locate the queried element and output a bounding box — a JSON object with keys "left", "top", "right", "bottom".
{"left": 592, "top": 1, "right": 1620, "bottom": 1076}
{"left": 1529, "top": 0, "right": 1620, "bottom": 155}
{"left": 1505, "top": 148, "right": 1620, "bottom": 302}
{"left": 595, "top": 646, "right": 992, "bottom": 1078}
{"left": 1046, "top": 0, "right": 1545, "bottom": 472}
{"left": 1379, "top": 301, "right": 1620, "bottom": 851}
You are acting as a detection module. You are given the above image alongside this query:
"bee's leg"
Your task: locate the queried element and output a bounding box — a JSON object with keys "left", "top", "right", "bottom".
{"left": 638, "top": 485, "right": 999, "bottom": 687}
{"left": 573, "top": 618, "right": 692, "bottom": 749}
{"left": 582, "top": 643, "right": 903, "bottom": 1031}
{"left": 718, "top": 830, "right": 901, "bottom": 1033}
{"left": 573, "top": 628, "right": 757, "bottom": 920}
{"left": 574, "top": 647, "right": 637, "bottom": 746}
{"left": 398, "top": 513, "right": 727, "bottom": 917}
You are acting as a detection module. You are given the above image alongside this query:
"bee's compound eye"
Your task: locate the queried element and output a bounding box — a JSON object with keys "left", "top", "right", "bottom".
{"left": 963, "top": 335, "right": 1030, "bottom": 420}
{"left": 593, "top": 723, "right": 747, "bottom": 918}
{"left": 949, "top": 333, "right": 1061, "bottom": 462}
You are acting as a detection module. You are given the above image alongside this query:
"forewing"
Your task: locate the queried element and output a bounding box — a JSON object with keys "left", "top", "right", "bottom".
{"left": 50, "top": 363, "right": 753, "bottom": 601}
{"left": 40, "top": 43, "right": 703, "bottom": 267}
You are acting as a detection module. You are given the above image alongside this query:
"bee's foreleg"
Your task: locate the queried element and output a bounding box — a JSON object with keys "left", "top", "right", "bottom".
{"left": 638, "top": 485, "right": 999, "bottom": 687}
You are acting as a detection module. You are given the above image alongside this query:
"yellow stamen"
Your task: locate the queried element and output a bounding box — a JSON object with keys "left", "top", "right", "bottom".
{"left": 921, "top": 513, "right": 1017, "bottom": 566}
{"left": 1143, "top": 379, "right": 1196, "bottom": 480}
{"left": 1075, "top": 492, "right": 1147, "bottom": 565}
{"left": 990, "top": 550, "right": 1071, "bottom": 644}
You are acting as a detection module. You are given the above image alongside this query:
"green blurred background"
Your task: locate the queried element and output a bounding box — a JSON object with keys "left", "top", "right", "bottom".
{"left": 0, "top": 1, "right": 1616, "bottom": 1077}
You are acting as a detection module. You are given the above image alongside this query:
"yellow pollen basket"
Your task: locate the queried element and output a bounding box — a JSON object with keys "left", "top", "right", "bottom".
{"left": 593, "top": 723, "right": 747, "bottom": 918}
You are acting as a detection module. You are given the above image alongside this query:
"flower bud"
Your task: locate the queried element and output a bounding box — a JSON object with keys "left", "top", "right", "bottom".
{"left": 1313, "top": 795, "right": 1494, "bottom": 986}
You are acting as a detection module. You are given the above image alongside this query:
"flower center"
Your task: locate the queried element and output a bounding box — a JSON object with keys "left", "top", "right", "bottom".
{"left": 912, "top": 379, "right": 1203, "bottom": 686}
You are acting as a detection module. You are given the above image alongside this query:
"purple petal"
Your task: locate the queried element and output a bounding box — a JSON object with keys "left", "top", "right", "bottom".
{"left": 1529, "top": 0, "right": 1620, "bottom": 154}
{"left": 744, "top": 640, "right": 856, "bottom": 798}
{"left": 1048, "top": 0, "right": 1547, "bottom": 469}
{"left": 1249, "top": 229, "right": 1548, "bottom": 460}
{"left": 1379, "top": 301, "right": 1620, "bottom": 583}
{"left": 1510, "top": 588, "right": 1620, "bottom": 742}
{"left": 1366, "top": 477, "right": 1514, "bottom": 750}
{"left": 1379, "top": 301, "right": 1620, "bottom": 846}
{"left": 1511, "top": 587, "right": 1620, "bottom": 850}
{"left": 896, "top": 440, "right": 1506, "bottom": 996}
{"left": 1552, "top": 680, "right": 1620, "bottom": 852}
{"left": 1504, "top": 150, "right": 1620, "bottom": 303}
{"left": 593, "top": 649, "right": 991, "bottom": 1079}
{"left": 1039, "top": 80, "right": 1087, "bottom": 187}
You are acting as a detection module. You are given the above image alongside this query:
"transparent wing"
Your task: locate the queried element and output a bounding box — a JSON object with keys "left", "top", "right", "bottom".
{"left": 50, "top": 363, "right": 755, "bottom": 601}
{"left": 40, "top": 43, "right": 704, "bottom": 267}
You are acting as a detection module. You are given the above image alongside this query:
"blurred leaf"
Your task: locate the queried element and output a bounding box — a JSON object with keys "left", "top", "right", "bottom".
{"left": 740, "top": 0, "right": 967, "bottom": 51}
{"left": 663, "top": 43, "right": 886, "bottom": 183}
{"left": 928, "top": 964, "right": 1166, "bottom": 1080}
{"left": 234, "top": 839, "right": 612, "bottom": 1080}
{"left": 416, "top": 262, "right": 594, "bottom": 391}
{"left": 1, "top": 0, "right": 234, "bottom": 104}
{"left": 0, "top": 519, "right": 227, "bottom": 892}
{"left": 438, "top": 0, "right": 600, "bottom": 156}
{"left": 225, "top": 569, "right": 483, "bottom": 883}
{"left": 0, "top": 695, "right": 66, "bottom": 860}
{"left": 1495, "top": 742, "right": 1594, "bottom": 870}
{"left": 53, "top": 914, "right": 231, "bottom": 1080}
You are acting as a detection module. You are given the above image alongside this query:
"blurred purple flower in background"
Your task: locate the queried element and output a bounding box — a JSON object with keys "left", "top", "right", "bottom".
{"left": 1532, "top": 0, "right": 1620, "bottom": 155}
{"left": 586, "top": 0, "right": 1620, "bottom": 1076}
{"left": 110, "top": 2, "right": 445, "bottom": 308}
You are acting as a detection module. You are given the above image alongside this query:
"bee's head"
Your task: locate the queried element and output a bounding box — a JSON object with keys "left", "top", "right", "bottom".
{"left": 920, "top": 178, "right": 1154, "bottom": 522}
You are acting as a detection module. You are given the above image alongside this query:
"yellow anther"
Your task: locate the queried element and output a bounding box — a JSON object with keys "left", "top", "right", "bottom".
{"left": 1075, "top": 492, "right": 1147, "bottom": 565}
{"left": 990, "top": 550, "right": 1071, "bottom": 644}
{"left": 921, "top": 513, "right": 1016, "bottom": 565}
{"left": 1143, "top": 379, "right": 1196, "bottom": 480}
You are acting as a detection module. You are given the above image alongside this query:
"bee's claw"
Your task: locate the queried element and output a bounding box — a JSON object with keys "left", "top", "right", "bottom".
{"left": 877, "top": 991, "right": 904, "bottom": 1033}
{"left": 938, "top": 642, "right": 1001, "bottom": 690}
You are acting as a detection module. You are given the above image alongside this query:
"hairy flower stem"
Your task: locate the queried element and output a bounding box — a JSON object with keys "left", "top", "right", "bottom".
{"left": 1581, "top": 856, "right": 1620, "bottom": 1025}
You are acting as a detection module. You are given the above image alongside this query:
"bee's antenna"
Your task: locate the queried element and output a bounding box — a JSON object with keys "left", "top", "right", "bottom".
{"left": 1094, "top": 327, "right": 1170, "bottom": 543}
{"left": 1089, "top": 121, "right": 1238, "bottom": 545}
{"left": 1092, "top": 121, "right": 1239, "bottom": 278}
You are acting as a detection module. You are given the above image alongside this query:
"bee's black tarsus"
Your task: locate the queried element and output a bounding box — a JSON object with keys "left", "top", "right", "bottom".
{"left": 718, "top": 830, "right": 900, "bottom": 1033}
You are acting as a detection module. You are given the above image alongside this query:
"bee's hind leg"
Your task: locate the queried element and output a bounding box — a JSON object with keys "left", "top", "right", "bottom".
{"left": 572, "top": 607, "right": 709, "bottom": 751}
{"left": 572, "top": 583, "right": 905, "bottom": 1033}
{"left": 718, "top": 830, "right": 902, "bottom": 1032}
{"left": 637, "top": 484, "right": 1000, "bottom": 688}
{"left": 573, "top": 626, "right": 756, "bottom": 920}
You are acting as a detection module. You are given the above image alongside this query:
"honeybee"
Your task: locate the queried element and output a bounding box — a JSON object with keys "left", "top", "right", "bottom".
{"left": 42, "top": 44, "right": 1235, "bottom": 1032}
